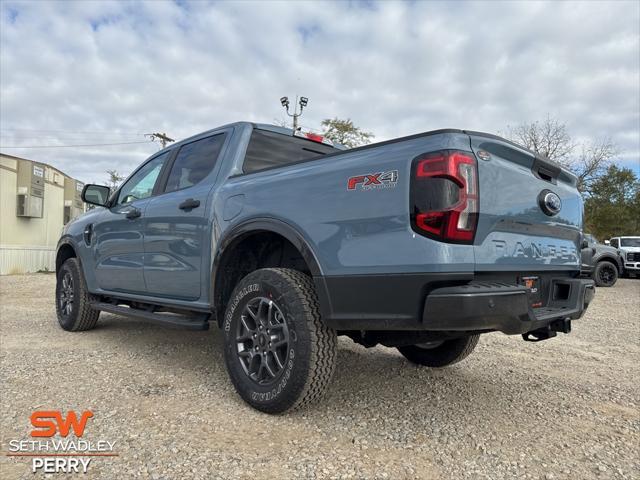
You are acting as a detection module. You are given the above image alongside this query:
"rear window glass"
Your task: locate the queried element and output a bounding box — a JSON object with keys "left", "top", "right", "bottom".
{"left": 243, "top": 129, "right": 336, "bottom": 174}
{"left": 164, "top": 133, "right": 226, "bottom": 193}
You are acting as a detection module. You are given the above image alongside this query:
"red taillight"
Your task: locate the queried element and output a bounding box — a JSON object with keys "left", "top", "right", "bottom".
{"left": 293, "top": 130, "right": 334, "bottom": 146}
{"left": 305, "top": 132, "right": 325, "bottom": 143}
{"left": 410, "top": 150, "right": 478, "bottom": 244}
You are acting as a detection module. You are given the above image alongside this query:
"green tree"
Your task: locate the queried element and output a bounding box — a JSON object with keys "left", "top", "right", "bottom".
{"left": 105, "top": 169, "right": 124, "bottom": 189}
{"left": 584, "top": 165, "right": 639, "bottom": 239}
{"left": 320, "top": 118, "right": 374, "bottom": 148}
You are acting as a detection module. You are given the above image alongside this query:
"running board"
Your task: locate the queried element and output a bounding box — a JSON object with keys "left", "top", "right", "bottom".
{"left": 91, "top": 302, "right": 210, "bottom": 330}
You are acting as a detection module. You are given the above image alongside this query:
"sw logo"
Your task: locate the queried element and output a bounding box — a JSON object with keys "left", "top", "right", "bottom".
{"left": 30, "top": 410, "right": 94, "bottom": 437}
{"left": 347, "top": 170, "right": 398, "bottom": 191}
{"left": 8, "top": 410, "right": 116, "bottom": 474}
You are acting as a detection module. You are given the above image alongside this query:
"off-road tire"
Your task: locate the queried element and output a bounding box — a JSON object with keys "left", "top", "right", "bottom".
{"left": 397, "top": 334, "right": 480, "bottom": 367}
{"left": 55, "top": 258, "right": 100, "bottom": 331}
{"left": 222, "top": 268, "right": 337, "bottom": 414}
{"left": 594, "top": 260, "right": 618, "bottom": 287}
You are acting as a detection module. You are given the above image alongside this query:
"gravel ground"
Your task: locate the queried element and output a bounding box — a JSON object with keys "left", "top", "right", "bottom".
{"left": 1, "top": 274, "right": 638, "bottom": 479}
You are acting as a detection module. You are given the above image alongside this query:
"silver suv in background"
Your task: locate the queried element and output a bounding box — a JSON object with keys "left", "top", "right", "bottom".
{"left": 607, "top": 236, "right": 640, "bottom": 277}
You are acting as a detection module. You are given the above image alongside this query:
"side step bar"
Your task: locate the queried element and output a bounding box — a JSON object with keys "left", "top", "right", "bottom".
{"left": 91, "top": 302, "right": 210, "bottom": 330}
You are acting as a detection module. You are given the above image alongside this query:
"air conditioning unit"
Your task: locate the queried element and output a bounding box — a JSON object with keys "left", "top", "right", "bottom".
{"left": 16, "top": 161, "right": 45, "bottom": 218}
{"left": 16, "top": 193, "right": 27, "bottom": 216}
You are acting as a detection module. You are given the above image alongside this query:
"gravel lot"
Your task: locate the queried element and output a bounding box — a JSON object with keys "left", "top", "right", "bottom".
{"left": 1, "top": 274, "right": 638, "bottom": 479}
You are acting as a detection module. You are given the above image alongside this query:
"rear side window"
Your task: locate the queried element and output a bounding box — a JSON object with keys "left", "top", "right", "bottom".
{"left": 243, "top": 129, "right": 336, "bottom": 174}
{"left": 164, "top": 133, "right": 226, "bottom": 192}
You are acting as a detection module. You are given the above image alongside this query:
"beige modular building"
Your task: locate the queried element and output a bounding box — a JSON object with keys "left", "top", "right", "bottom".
{"left": 0, "top": 153, "right": 85, "bottom": 274}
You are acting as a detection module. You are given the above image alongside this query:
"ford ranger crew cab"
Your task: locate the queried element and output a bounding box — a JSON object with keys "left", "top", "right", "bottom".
{"left": 55, "top": 122, "right": 595, "bottom": 413}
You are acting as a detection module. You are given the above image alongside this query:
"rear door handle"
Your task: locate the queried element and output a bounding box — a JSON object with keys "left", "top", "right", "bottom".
{"left": 179, "top": 198, "right": 200, "bottom": 211}
{"left": 125, "top": 208, "right": 141, "bottom": 219}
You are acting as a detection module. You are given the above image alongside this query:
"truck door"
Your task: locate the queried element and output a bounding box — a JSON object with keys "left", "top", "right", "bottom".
{"left": 93, "top": 151, "right": 171, "bottom": 294}
{"left": 143, "top": 132, "right": 228, "bottom": 301}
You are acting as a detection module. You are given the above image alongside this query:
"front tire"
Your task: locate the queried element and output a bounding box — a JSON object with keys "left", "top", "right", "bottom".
{"left": 594, "top": 260, "right": 618, "bottom": 287}
{"left": 55, "top": 258, "right": 100, "bottom": 331}
{"left": 397, "top": 335, "right": 479, "bottom": 367}
{"left": 222, "top": 268, "right": 337, "bottom": 414}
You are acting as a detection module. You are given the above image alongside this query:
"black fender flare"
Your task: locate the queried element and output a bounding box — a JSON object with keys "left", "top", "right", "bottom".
{"left": 595, "top": 255, "right": 623, "bottom": 273}
{"left": 211, "top": 217, "right": 324, "bottom": 317}
{"left": 55, "top": 237, "right": 80, "bottom": 274}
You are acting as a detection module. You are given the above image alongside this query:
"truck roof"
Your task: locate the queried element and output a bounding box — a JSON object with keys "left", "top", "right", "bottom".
{"left": 156, "top": 122, "right": 577, "bottom": 183}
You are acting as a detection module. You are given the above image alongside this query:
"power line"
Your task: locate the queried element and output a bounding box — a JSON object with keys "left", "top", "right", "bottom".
{"left": 0, "top": 140, "right": 154, "bottom": 149}
{"left": 0, "top": 128, "right": 148, "bottom": 135}
{"left": 0, "top": 135, "right": 146, "bottom": 142}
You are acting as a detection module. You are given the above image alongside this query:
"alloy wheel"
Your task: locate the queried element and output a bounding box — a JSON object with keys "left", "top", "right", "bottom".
{"left": 599, "top": 264, "right": 616, "bottom": 285}
{"left": 235, "top": 297, "right": 290, "bottom": 385}
{"left": 59, "top": 272, "right": 74, "bottom": 316}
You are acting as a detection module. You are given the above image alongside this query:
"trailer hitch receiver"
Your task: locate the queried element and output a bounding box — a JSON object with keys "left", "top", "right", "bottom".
{"left": 522, "top": 319, "right": 571, "bottom": 342}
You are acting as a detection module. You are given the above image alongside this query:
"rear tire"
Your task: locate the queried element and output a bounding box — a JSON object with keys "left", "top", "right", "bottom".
{"left": 55, "top": 258, "right": 100, "bottom": 331}
{"left": 397, "top": 335, "right": 479, "bottom": 367}
{"left": 222, "top": 268, "right": 337, "bottom": 414}
{"left": 594, "top": 260, "right": 618, "bottom": 287}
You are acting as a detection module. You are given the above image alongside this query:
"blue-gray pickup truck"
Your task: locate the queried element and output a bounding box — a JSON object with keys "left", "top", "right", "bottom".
{"left": 56, "top": 122, "right": 595, "bottom": 413}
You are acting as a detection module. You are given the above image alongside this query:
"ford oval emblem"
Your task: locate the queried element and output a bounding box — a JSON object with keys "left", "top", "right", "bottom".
{"left": 539, "top": 190, "right": 562, "bottom": 216}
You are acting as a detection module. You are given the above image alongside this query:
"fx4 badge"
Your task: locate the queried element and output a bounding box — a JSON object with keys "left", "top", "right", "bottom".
{"left": 347, "top": 170, "right": 398, "bottom": 191}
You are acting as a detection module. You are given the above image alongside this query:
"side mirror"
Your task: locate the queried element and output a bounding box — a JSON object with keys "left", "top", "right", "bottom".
{"left": 81, "top": 184, "right": 111, "bottom": 207}
{"left": 604, "top": 240, "right": 611, "bottom": 246}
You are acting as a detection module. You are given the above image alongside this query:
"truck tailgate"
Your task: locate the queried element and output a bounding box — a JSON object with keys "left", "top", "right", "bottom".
{"left": 468, "top": 133, "right": 582, "bottom": 271}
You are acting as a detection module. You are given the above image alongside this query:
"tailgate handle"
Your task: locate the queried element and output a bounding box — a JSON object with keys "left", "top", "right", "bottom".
{"left": 532, "top": 157, "right": 560, "bottom": 184}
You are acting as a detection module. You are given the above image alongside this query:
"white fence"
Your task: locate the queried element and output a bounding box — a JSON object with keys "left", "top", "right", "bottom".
{"left": 0, "top": 245, "right": 56, "bottom": 275}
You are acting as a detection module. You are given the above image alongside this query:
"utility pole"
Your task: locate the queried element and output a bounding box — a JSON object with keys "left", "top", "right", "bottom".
{"left": 146, "top": 132, "right": 175, "bottom": 149}
{"left": 280, "top": 96, "right": 308, "bottom": 132}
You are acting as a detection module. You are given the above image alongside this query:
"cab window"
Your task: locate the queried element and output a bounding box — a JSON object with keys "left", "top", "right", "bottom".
{"left": 117, "top": 152, "right": 169, "bottom": 205}
{"left": 243, "top": 129, "right": 336, "bottom": 174}
{"left": 164, "top": 134, "right": 226, "bottom": 193}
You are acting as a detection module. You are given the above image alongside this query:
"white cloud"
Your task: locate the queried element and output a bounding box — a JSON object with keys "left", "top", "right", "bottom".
{"left": 1, "top": 0, "right": 638, "bottom": 183}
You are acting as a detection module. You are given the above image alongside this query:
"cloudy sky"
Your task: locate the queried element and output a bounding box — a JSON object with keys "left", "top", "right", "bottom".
{"left": 1, "top": 0, "right": 639, "bottom": 184}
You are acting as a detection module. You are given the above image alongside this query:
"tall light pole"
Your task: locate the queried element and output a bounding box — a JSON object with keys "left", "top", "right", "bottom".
{"left": 280, "top": 96, "right": 308, "bottom": 132}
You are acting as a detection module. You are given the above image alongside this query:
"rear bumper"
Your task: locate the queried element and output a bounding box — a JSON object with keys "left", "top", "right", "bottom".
{"left": 421, "top": 278, "right": 595, "bottom": 335}
{"left": 315, "top": 274, "right": 595, "bottom": 334}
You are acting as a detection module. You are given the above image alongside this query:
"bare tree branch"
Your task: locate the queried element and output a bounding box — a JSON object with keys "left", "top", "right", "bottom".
{"left": 507, "top": 116, "right": 575, "bottom": 164}
{"left": 272, "top": 117, "right": 288, "bottom": 128}
{"left": 506, "top": 116, "right": 616, "bottom": 193}
{"left": 574, "top": 138, "right": 618, "bottom": 193}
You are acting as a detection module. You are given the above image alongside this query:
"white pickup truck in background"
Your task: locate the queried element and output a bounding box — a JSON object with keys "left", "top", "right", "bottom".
{"left": 606, "top": 236, "right": 640, "bottom": 277}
